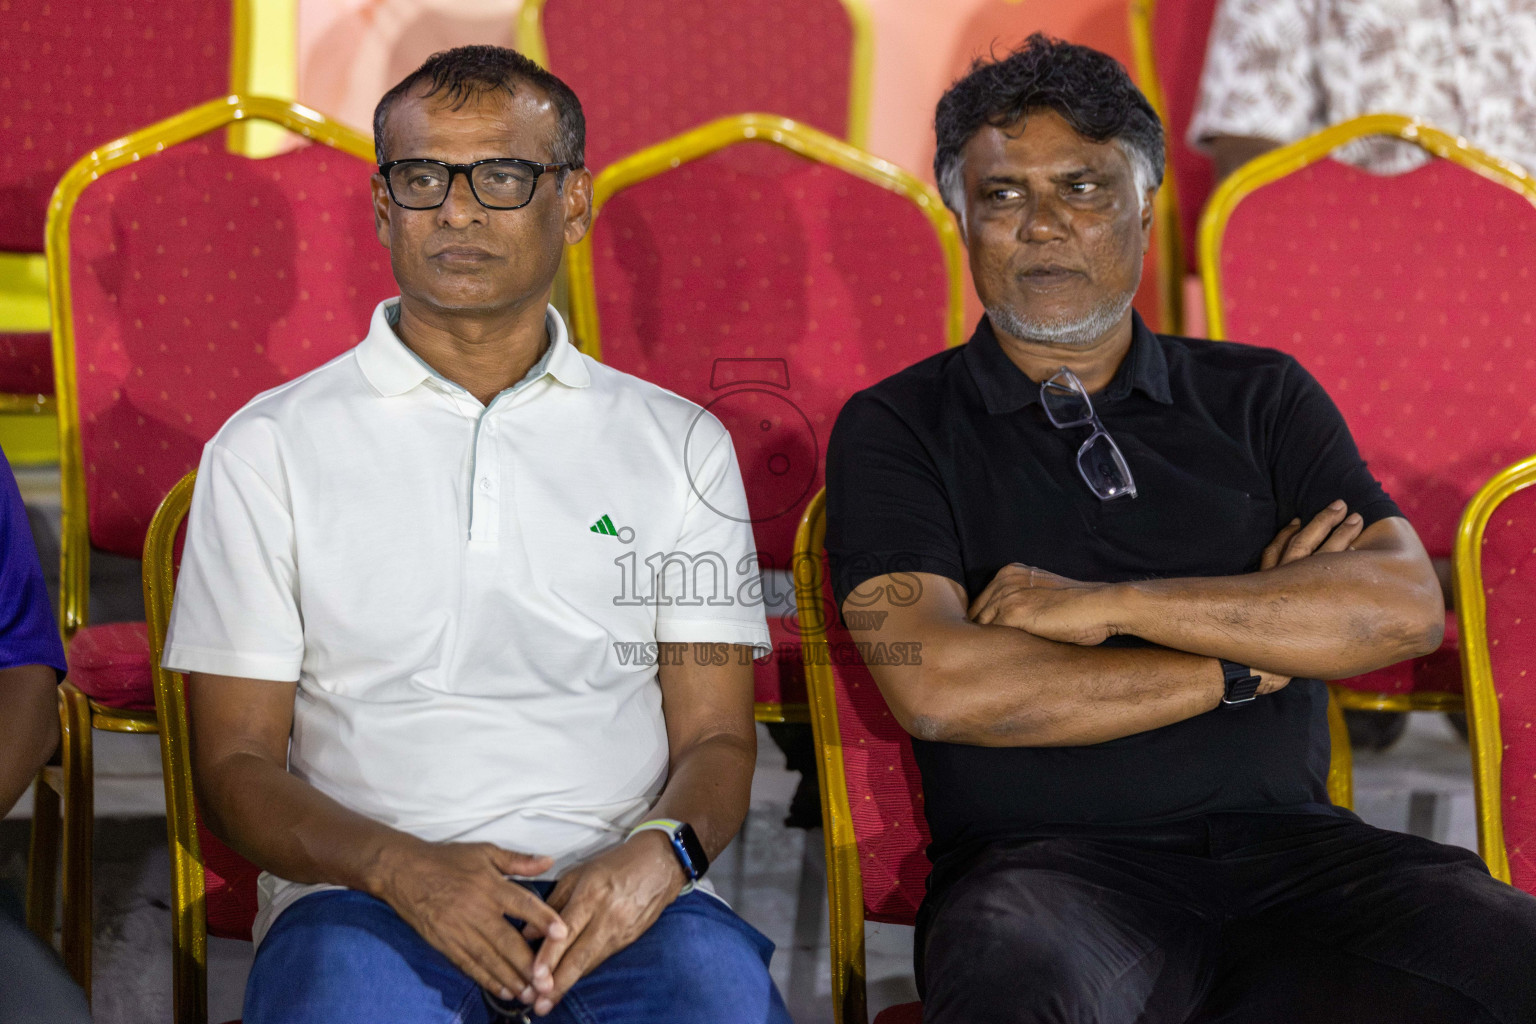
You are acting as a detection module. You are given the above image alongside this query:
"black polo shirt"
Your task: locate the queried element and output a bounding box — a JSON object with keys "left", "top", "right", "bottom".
{"left": 825, "top": 311, "right": 1400, "bottom": 871}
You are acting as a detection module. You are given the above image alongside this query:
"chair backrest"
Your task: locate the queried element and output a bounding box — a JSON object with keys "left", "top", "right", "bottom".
{"left": 518, "top": 0, "right": 872, "bottom": 171}
{"left": 1129, "top": 0, "right": 1221, "bottom": 330}
{"left": 795, "top": 489, "right": 930, "bottom": 1024}
{"left": 144, "top": 469, "right": 261, "bottom": 1024}
{"left": 569, "top": 114, "right": 963, "bottom": 566}
{"left": 1201, "top": 114, "right": 1536, "bottom": 560}
{"left": 46, "top": 95, "right": 396, "bottom": 638}
{"left": 0, "top": 0, "right": 246, "bottom": 254}
{"left": 1458, "top": 455, "right": 1536, "bottom": 894}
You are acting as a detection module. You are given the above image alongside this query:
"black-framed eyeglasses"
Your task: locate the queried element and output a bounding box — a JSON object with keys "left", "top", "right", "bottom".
{"left": 1040, "top": 366, "right": 1137, "bottom": 501}
{"left": 379, "top": 157, "right": 573, "bottom": 211}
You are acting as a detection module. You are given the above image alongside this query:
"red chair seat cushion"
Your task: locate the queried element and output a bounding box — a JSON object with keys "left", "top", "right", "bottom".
{"left": 0, "top": 332, "right": 53, "bottom": 394}
{"left": 67, "top": 621, "right": 154, "bottom": 711}
{"left": 201, "top": 819, "right": 260, "bottom": 942}
{"left": 874, "top": 1002, "right": 923, "bottom": 1024}
{"left": 1332, "top": 613, "right": 1461, "bottom": 696}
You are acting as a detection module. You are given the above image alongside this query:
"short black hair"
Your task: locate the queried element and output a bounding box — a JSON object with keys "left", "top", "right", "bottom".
{"left": 372, "top": 45, "right": 585, "bottom": 175}
{"left": 933, "top": 33, "right": 1164, "bottom": 214}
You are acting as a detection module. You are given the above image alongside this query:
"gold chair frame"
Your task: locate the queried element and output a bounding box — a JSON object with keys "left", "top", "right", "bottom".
{"left": 517, "top": 0, "right": 876, "bottom": 150}
{"left": 794, "top": 486, "right": 1356, "bottom": 1024}
{"left": 28, "top": 95, "right": 373, "bottom": 996}
{"left": 1197, "top": 112, "right": 1536, "bottom": 793}
{"left": 1457, "top": 453, "right": 1536, "bottom": 885}
{"left": 1126, "top": 0, "right": 1190, "bottom": 335}
{"left": 567, "top": 112, "right": 965, "bottom": 725}
{"left": 144, "top": 470, "right": 213, "bottom": 1024}
{"left": 0, "top": 0, "right": 267, "bottom": 463}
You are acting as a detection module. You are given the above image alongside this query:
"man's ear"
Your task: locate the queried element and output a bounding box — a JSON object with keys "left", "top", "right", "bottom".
{"left": 370, "top": 173, "right": 393, "bottom": 249}
{"left": 562, "top": 166, "right": 594, "bottom": 246}
{"left": 1139, "top": 185, "right": 1157, "bottom": 252}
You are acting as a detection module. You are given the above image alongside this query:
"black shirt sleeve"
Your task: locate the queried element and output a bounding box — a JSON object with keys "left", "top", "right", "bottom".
{"left": 1267, "top": 356, "right": 1401, "bottom": 528}
{"left": 825, "top": 391, "right": 965, "bottom": 609}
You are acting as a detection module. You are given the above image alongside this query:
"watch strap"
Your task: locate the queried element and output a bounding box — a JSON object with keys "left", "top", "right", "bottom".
{"left": 627, "top": 818, "right": 705, "bottom": 891}
{"left": 1220, "top": 660, "right": 1262, "bottom": 705}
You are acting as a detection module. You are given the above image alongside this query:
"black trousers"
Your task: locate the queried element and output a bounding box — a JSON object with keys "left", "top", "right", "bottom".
{"left": 916, "top": 812, "right": 1536, "bottom": 1024}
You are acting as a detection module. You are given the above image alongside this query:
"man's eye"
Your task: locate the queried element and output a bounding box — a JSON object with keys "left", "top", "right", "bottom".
{"left": 1068, "top": 182, "right": 1100, "bottom": 195}
{"left": 987, "top": 188, "right": 1020, "bottom": 202}
{"left": 408, "top": 173, "right": 442, "bottom": 189}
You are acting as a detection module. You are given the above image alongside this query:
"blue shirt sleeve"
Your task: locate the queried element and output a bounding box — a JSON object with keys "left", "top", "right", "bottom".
{"left": 0, "top": 448, "right": 67, "bottom": 679}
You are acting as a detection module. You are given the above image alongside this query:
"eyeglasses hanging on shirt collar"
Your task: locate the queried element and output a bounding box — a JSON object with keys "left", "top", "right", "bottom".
{"left": 1040, "top": 366, "right": 1138, "bottom": 501}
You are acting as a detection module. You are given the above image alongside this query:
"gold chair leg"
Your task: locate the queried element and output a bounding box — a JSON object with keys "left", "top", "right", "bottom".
{"left": 25, "top": 768, "right": 61, "bottom": 943}
{"left": 58, "top": 685, "right": 95, "bottom": 999}
{"left": 1326, "top": 685, "right": 1355, "bottom": 811}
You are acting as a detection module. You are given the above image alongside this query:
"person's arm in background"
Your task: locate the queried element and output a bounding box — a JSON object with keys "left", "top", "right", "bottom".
{"left": 1186, "top": 0, "right": 1320, "bottom": 179}
{"left": 0, "top": 451, "right": 68, "bottom": 817}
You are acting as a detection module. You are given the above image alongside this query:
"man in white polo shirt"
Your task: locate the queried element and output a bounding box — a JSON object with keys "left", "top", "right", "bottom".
{"left": 163, "top": 45, "right": 789, "bottom": 1024}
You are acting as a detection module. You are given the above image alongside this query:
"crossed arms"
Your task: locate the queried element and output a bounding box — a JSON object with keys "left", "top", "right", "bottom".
{"left": 190, "top": 645, "right": 756, "bottom": 1016}
{"left": 843, "top": 503, "right": 1444, "bottom": 748}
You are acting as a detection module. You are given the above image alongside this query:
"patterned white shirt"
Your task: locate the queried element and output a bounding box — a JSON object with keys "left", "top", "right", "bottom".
{"left": 1189, "top": 0, "right": 1536, "bottom": 174}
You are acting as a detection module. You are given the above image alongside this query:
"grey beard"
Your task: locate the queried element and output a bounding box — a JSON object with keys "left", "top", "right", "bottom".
{"left": 987, "top": 288, "right": 1136, "bottom": 348}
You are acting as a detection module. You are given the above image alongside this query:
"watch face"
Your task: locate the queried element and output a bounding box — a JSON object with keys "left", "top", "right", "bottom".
{"left": 676, "top": 822, "right": 710, "bottom": 880}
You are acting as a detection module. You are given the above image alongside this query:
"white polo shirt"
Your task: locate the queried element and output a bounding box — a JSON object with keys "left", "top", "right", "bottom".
{"left": 164, "top": 299, "right": 770, "bottom": 944}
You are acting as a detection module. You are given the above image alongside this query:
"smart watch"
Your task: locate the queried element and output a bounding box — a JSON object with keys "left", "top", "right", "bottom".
{"left": 628, "top": 819, "right": 710, "bottom": 886}
{"left": 1220, "top": 660, "right": 1262, "bottom": 705}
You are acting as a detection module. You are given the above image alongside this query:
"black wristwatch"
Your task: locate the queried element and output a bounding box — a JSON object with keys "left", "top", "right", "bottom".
{"left": 1220, "top": 660, "right": 1262, "bottom": 706}
{"left": 629, "top": 819, "right": 710, "bottom": 882}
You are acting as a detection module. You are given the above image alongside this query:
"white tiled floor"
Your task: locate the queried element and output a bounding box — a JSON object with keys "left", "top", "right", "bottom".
{"left": 1, "top": 465, "right": 1485, "bottom": 1023}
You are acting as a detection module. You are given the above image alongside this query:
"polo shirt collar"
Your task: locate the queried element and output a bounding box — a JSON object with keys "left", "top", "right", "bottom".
{"left": 356, "top": 297, "right": 590, "bottom": 398}
{"left": 963, "top": 309, "right": 1173, "bottom": 415}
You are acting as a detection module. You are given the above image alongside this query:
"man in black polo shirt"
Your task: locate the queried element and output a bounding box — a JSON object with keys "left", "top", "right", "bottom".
{"left": 825, "top": 33, "right": 1536, "bottom": 1024}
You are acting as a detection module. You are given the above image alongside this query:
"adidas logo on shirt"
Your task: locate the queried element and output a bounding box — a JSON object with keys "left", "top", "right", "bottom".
{"left": 590, "top": 514, "right": 635, "bottom": 544}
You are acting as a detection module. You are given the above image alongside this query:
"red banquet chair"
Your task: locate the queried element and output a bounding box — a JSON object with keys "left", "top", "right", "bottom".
{"left": 1200, "top": 113, "right": 1536, "bottom": 791}
{"left": 517, "top": 0, "right": 874, "bottom": 172}
{"left": 1459, "top": 454, "right": 1536, "bottom": 893}
{"left": 566, "top": 113, "right": 964, "bottom": 722}
{"left": 145, "top": 470, "right": 257, "bottom": 1024}
{"left": 28, "top": 94, "right": 394, "bottom": 996}
{"left": 1128, "top": 0, "right": 1222, "bottom": 333}
{"left": 0, "top": 0, "right": 254, "bottom": 460}
{"left": 794, "top": 488, "right": 926, "bottom": 1024}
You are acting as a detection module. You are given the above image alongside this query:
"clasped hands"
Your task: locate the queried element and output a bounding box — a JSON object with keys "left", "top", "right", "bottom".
{"left": 374, "top": 826, "right": 688, "bottom": 1017}
{"left": 968, "top": 499, "right": 1365, "bottom": 661}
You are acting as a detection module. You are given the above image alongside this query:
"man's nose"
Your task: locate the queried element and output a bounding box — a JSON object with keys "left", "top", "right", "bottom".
{"left": 1020, "top": 194, "right": 1069, "bottom": 242}
{"left": 438, "top": 170, "right": 487, "bottom": 225}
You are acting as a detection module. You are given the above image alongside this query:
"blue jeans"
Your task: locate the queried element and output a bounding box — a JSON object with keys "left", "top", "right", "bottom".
{"left": 245, "top": 884, "right": 791, "bottom": 1024}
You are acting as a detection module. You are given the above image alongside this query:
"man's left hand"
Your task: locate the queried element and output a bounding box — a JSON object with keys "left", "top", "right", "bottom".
{"left": 968, "top": 564, "right": 1117, "bottom": 645}
{"left": 518, "top": 831, "right": 687, "bottom": 1015}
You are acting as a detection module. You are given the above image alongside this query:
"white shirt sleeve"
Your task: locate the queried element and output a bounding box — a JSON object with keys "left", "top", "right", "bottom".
{"left": 1187, "top": 0, "right": 1324, "bottom": 151}
{"left": 162, "top": 439, "right": 304, "bottom": 681}
{"left": 653, "top": 416, "right": 772, "bottom": 655}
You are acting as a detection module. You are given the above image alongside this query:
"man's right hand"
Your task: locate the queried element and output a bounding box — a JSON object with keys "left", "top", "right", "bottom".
{"left": 1260, "top": 500, "right": 1365, "bottom": 571}
{"left": 1245, "top": 500, "right": 1365, "bottom": 695}
{"left": 368, "top": 838, "right": 569, "bottom": 1003}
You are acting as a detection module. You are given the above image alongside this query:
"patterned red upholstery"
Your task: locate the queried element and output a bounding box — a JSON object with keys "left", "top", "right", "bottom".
{"left": 66, "top": 620, "right": 153, "bottom": 710}
{"left": 1216, "top": 155, "right": 1536, "bottom": 696}
{"left": 199, "top": 791, "right": 261, "bottom": 940}
{"left": 536, "top": 0, "right": 854, "bottom": 171}
{"left": 68, "top": 139, "right": 393, "bottom": 559}
{"left": 1148, "top": 0, "right": 1220, "bottom": 272}
{"left": 589, "top": 143, "right": 951, "bottom": 705}
{"left": 0, "top": 332, "right": 52, "bottom": 393}
{"left": 63, "top": 137, "right": 395, "bottom": 714}
{"left": 1479, "top": 481, "right": 1536, "bottom": 893}
{"left": 0, "top": 0, "right": 231, "bottom": 253}
{"left": 873, "top": 1003, "right": 923, "bottom": 1024}
{"left": 812, "top": 549, "right": 930, "bottom": 925}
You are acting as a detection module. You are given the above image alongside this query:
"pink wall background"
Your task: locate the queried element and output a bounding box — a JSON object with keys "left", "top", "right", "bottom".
{"left": 296, "top": 0, "right": 1159, "bottom": 326}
